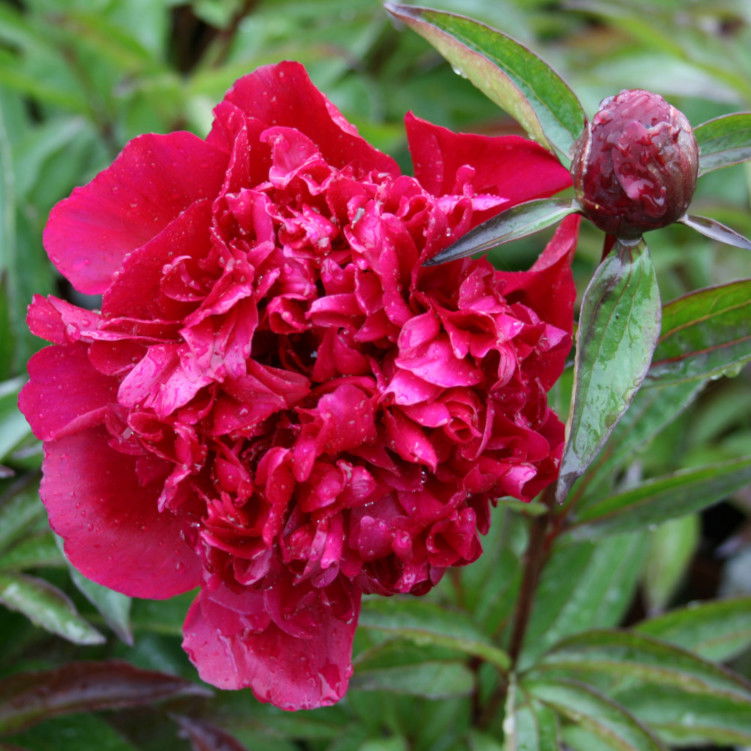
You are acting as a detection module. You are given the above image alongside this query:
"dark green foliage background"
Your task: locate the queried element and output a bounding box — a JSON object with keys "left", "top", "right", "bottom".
{"left": 1, "top": 1, "right": 750, "bottom": 749}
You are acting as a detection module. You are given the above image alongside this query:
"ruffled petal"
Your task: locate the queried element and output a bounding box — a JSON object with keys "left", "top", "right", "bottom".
{"left": 405, "top": 112, "right": 571, "bottom": 206}
{"left": 495, "top": 215, "right": 580, "bottom": 386}
{"left": 19, "top": 344, "right": 116, "bottom": 441}
{"left": 44, "top": 132, "right": 227, "bottom": 294}
{"left": 209, "top": 61, "right": 399, "bottom": 177}
{"left": 41, "top": 427, "right": 201, "bottom": 598}
{"left": 182, "top": 580, "right": 359, "bottom": 710}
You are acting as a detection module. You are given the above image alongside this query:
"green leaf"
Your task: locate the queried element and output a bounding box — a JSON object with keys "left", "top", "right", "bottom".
{"left": 612, "top": 684, "right": 751, "bottom": 746}
{"left": 569, "top": 455, "right": 751, "bottom": 538}
{"left": 636, "top": 597, "right": 751, "bottom": 662}
{"left": 7, "top": 713, "right": 138, "bottom": 751}
{"left": 642, "top": 515, "right": 699, "bottom": 614}
{"left": 534, "top": 629, "right": 751, "bottom": 701}
{"left": 556, "top": 238, "right": 662, "bottom": 502}
{"left": 520, "top": 531, "right": 647, "bottom": 669}
{"left": 359, "top": 738, "right": 409, "bottom": 751}
{"left": 359, "top": 598, "right": 510, "bottom": 670}
{"left": 384, "top": 4, "right": 585, "bottom": 161}
{"left": 0, "top": 378, "right": 30, "bottom": 464}
{"left": 53, "top": 534, "right": 133, "bottom": 645}
{"left": 0, "top": 661, "right": 210, "bottom": 735}
{"left": 569, "top": 380, "right": 702, "bottom": 509}
{"left": 504, "top": 677, "right": 559, "bottom": 751}
{"left": 426, "top": 199, "right": 578, "bottom": 265}
{"left": 351, "top": 661, "right": 473, "bottom": 698}
{"left": 695, "top": 113, "right": 751, "bottom": 176}
{"left": 69, "top": 568, "right": 133, "bottom": 646}
{"left": 526, "top": 679, "right": 665, "bottom": 751}
{"left": 0, "top": 482, "right": 46, "bottom": 554}
{"left": 0, "top": 533, "right": 64, "bottom": 572}
{"left": 468, "top": 730, "right": 504, "bottom": 751}
{"left": 0, "top": 572, "right": 104, "bottom": 646}
{"left": 647, "top": 279, "right": 751, "bottom": 385}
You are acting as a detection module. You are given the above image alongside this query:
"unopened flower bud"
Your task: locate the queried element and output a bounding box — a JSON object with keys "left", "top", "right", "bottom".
{"left": 571, "top": 89, "right": 699, "bottom": 238}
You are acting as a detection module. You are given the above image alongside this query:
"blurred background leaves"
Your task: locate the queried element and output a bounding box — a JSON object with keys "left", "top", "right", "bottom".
{"left": 0, "top": 1, "right": 750, "bottom": 749}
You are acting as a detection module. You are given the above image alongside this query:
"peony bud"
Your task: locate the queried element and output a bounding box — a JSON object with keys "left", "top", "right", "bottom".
{"left": 571, "top": 89, "right": 699, "bottom": 238}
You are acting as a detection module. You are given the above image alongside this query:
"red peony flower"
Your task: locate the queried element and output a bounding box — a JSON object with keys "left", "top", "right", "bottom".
{"left": 19, "top": 62, "right": 578, "bottom": 710}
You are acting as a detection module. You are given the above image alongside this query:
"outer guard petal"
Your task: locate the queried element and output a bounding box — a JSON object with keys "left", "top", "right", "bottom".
{"left": 19, "top": 344, "right": 116, "bottom": 441}
{"left": 41, "top": 427, "right": 201, "bottom": 599}
{"left": 44, "top": 132, "right": 227, "bottom": 294}
{"left": 210, "top": 61, "right": 399, "bottom": 177}
{"left": 183, "top": 580, "right": 359, "bottom": 710}
{"left": 405, "top": 112, "right": 571, "bottom": 203}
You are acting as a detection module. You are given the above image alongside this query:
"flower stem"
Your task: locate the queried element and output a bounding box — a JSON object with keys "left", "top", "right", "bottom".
{"left": 479, "top": 485, "right": 557, "bottom": 729}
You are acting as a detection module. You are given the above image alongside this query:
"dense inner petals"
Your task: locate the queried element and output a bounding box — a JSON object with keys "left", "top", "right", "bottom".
{"left": 63, "top": 121, "right": 568, "bottom": 596}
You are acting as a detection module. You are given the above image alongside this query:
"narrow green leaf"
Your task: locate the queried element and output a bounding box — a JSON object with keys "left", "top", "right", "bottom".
{"left": 647, "top": 279, "right": 751, "bottom": 385}
{"left": 0, "top": 378, "right": 31, "bottom": 463}
{"left": 53, "top": 535, "right": 133, "bottom": 645}
{"left": 0, "top": 572, "right": 104, "bottom": 646}
{"left": 0, "top": 661, "right": 210, "bottom": 735}
{"left": 69, "top": 569, "right": 133, "bottom": 646}
{"left": 636, "top": 597, "right": 751, "bottom": 662}
{"left": 570, "top": 456, "right": 751, "bottom": 538}
{"left": 504, "top": 677, "right": 559, "bottom": 751}
{"left": 358, "top": 738, "right": 408, "bottom": 751}
{"left": 695, "top": 113, "right": 751, "bottom": 175}
{"left": 359, "top": 598, "right": 510, "bottom": 670}
{"left": 643, "top": 515, "right": 699, "bottom": 614}
{"left": 556, "top": 239, "right": 662, "bottom": 502}
{"left": 426, "top": 199, "right": 578, "bottom": 265}
{"left": 612, "top": 684, "right": 751, "bottom": 746}
{"left": 350, "top": 661, "right": 473, "bottom": 698}
{"left": 0, "top": 533, "right": 64, "bottom": 572}
{"left": 534, "top": 629, "right": 751, "bottom": 701}
{"left": 0, "top": 482, "right": 46, "bottom": 554}
{"left": 520, "top": 531, "right": 647, "bottom": 669}
{"left": 384, "top": 3, "right": 585, "bottom": 161}
{"left": 680, "top": 214, "right": 751, "bottom": 251}
{"left": 526, "top": 679, "right": 665, "bottom": 751}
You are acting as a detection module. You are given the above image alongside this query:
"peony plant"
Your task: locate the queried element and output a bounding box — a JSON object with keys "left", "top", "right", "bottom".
{"left": 2, "top": 2, "right": 751, "bottom": 749}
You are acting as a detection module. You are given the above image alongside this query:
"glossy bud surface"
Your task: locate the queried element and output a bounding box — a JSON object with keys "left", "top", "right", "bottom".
{"left": 572, "top": 89, "right": 699, "bottom": 238}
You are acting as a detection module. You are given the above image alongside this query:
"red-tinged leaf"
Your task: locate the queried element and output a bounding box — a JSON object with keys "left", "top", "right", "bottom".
{"left": 694, "top": 112, "right": 751, "bottom": 175}
{"left": 0, "top": 662, "right": 211, "bottom": 735}
{"left": 384, "top": 3, "right": 585, "bottom": 162}
{"left": 556, "top": 238, "right": 662, "bottom": 502}
{"left": 425, "top": 198, "right": 578, "bottom": 265}
{"left": 647, "top": 279, "right": 751, "bottom": 385}
{"left": 173, "top": 715, "right": 248, "bottom": 751}
{"left": 568, "top": 456, "right": 751, "bottom": 538}
{"left": 680, "top": 214, "right": 751, "bottom": 251}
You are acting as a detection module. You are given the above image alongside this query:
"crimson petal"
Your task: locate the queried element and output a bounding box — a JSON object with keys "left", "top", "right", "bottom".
{"left": 19, "top": 344, "right": 116, "bottom": 441}
{"left": 405, "top": 112, "right": 571, "bottom": 207}
{"left": 41, "top": 427, "right": 201, "bottom": 598}
{"left": 209, "top": 61, "right": 399, "bottom": 177}
{"left": 182, "top": 581, "right": 359, "bottom": 710}
{"left": 44, "top": 133, "right": 227, "bottom": 294}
